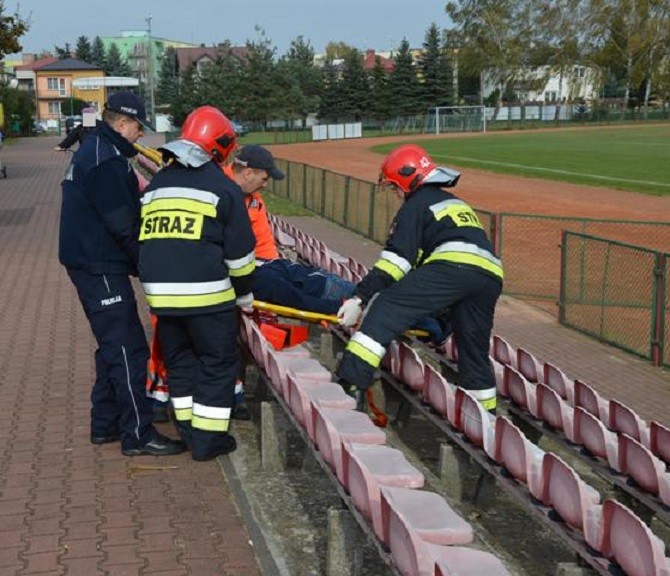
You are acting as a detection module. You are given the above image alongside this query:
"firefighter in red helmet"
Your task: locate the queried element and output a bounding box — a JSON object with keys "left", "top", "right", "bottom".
{"left": 336, "top": 144, "right": 503, "bottom": 413}
{"left": 138, "top": 106, "right": 256, "bottom": 461}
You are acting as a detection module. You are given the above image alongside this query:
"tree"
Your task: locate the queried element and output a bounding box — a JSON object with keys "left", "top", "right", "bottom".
{"left": 0, "top": 1, "right": 29, "bottom": 59}
{"left": 157, "top": 47, "right": 179, "bottom": 106}
{"left": 282, "top": 36, "right": 322, "bottom": 125}
{"left": 105, "top": 42, "right": 132, "bottom": 77}
{"left": 59, "top": 97, "right": 89, "bottom": 117}
{"left": 418, "top": 23, "right": 453, "bottom": 109}
{"left": 446, "top": 0, "right": 537, "bottom": 118}
{"left": 54, "top": 43, "right": 72, "bottom": 59}
{"left": 241, "top": 30, "right": 280, "bottom": 127}
{"left": 91, "top": 36, "right": 106, "bottom": 70}
{"left": 339, "top": 49, "right": 370, "bottom": 121}
{"left": 325, "top": 41, "right": 357, "bottom": 60}
{"left": 319, "top": 59, "right": 344, "bottom": 122}
{"left": 369, "top": 56, "right": 394, "bottom": 125}
{"left": 389, "top": 39, "right": 422, "bottom": 117}
{"left": 75, "top": 36, "right": 92, "bottom": 63}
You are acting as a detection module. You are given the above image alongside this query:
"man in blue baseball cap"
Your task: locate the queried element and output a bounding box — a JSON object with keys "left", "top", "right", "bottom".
{"left": 105, "top": 91, "right": 154, "bottom": 131}
{"left": 58, "top": 90, "right": 184, "bottom": 457}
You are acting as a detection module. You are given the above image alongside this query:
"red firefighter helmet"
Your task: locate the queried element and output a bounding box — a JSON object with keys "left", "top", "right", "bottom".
{"left": 378, "top": 144, "right": 437, "bottom": 194}
{"left": 180, "top": 106, "right": 237, "bottom": 162}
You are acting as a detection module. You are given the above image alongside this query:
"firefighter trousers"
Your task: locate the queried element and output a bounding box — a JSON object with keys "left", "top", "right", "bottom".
{"left": 336, "top": 263, "right": 501, "bottom": 401}
{"left": 157, "top": 309, "right": 238, "bottom": 457}
{"left": 66, "top": 270, "right": 154, "bottom": 449}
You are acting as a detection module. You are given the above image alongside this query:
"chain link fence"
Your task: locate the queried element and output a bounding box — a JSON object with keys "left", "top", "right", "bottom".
{"left": 559, "top": 233, "right": 668, "bottom": 365}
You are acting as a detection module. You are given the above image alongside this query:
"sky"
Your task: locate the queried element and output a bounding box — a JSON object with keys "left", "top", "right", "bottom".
{"left": 16, "top": 0, "right": 450, "bottom": 57}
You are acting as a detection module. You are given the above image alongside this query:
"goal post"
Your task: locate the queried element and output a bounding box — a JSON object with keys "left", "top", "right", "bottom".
{"left": 428, "top": 105, "right": 487, "bottom": 134}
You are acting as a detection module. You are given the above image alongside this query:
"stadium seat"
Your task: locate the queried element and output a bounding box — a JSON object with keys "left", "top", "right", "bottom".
{"left": 543, "top": 362, "right": 575, "bottom": 404}
{"left": 573, "top": 406, "right": 619, "bottom": 471}
{"left": 538, "top": 453, "right": 600, "bottom": 532}
{"left": 265, "top": 352, "right": 331, "bottom": 399}
{"left": 380, "top": 486, "right": 474, "bottom": 547}
{"left": 536, "top": 383, "right": 576, "bottom": 441}
{"left": 573, "top": 380, "right": 609, "bottom": 422}
{"left": 399, "top": 342, "right": 426, "bottom": 393}
{"left": 275, "top": 228, "right": 296, "bottom": 248}
{"left": 493, "top": 416, "right": 545, "bottom": 499}
{"left": 433, "top": 546, "right": 512, "bottom": 576}
{"left": 608, "top": 399, "right": 649, "bottom": 446}
{"left": 590, "top": 499, "right": 670, "bottom": 576}
{"left": 312, "top": 404, "right": 386, "bottom": 484}
{"left": 650, "top": 421, "right": 670, "bottom": 466}
{"left": 423, "top": 365, "right": 456, "bottom": 418}
{"left": 516, "top": 347, "right": 543, "bottom": 383}
{"left": 286, "top": 375, "right": 356, "bottom": 440}
{"left": 616, "top": 434, "right": 665, "bottom": 496}
{"left": 458, "top": 389, "right": 496, "bottom": 459}
{"left": 505, "top": 366, "right": 539, "bottom": 418}
{"left": 492, "top": 335, "right": 517, "bottom": 369}
{"left": 342, "top": 442, "right": 424, "bottom": 540}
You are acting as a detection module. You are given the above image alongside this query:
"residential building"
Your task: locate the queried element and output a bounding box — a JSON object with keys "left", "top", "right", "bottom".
{"left": 34, "top": 58, "right": 105, "bottom": 123}
{"left": 173, "top": 45, "right": 248, "bottom": 76}
{"left": 15, "top": 54, "right": 58, "bottom": 97}
{"left": 101, "top": 31, "right": 196, "bottom": 86}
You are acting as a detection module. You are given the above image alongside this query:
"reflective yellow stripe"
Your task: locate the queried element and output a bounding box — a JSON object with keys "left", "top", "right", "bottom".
{"left": 141, "top": 198, "right": 217, "bottom": 218}
{"left": 480, "top": 397, "right": 497, "bottom": 411}
{"left": 346, "top": 340, "right": 382, "bottom": 368}
{"left": 228, "top": 261, "right": 255, "bottom": 278}
{"left": 192, "top": 415, "right": 230, "bottom": 432}
{"left": 174, "top": 408, "right": 192, "bottom": 421}
{"left": 374, "top": 259, "right": 406, "bottom": 281}
{"left": 433, "top": 204, "right": 482, "bottom": 228}
{"left": 425, "top": 252, "right": 504, "bottom": 279}
{"left": 145, "top": 288, "right": 235, "bottom": 309}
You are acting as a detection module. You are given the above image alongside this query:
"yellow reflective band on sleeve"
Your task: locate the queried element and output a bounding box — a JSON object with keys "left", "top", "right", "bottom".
{"left": 424, "top": 251, "right": 504, "bottom": 280}
{"left": 346, "top": 340, "right": 383, "bottom": 369}
{"left": 226, "top": 251, "right": 256, "bottom": 278}
{"left": 173, "top": 408, "right": 193, "bottom": 421}
{"left": 480, "top": 397, "right": 497, "bottom": 411}
{"left": 145, "top": 288, "right": 235, "bottom": 309}
{"left": 141, "top": 198, "right": 217, "bottom": 218}
{"left": 191, "top": 415, "right": 230, "bottom": 432}
{"left": 140, "top": 212, "right": 204, "bottom": 240}
{"left": 373, "top": 259, "right": 406, "bottom": 281}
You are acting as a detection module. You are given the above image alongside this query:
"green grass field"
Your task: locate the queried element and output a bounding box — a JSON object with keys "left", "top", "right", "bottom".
{"left": 371, "top": 124, "right": 670, "bottom": 196}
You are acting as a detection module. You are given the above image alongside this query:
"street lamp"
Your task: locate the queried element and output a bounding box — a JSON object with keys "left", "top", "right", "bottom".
{"left": 145, "top": 15, "right": 156, "bottom": 127}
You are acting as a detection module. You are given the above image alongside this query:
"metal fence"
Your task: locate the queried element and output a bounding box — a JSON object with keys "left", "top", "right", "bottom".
{"left": 559, "top": 232, "right": 669, "bottom": 367}
{"left": 269, "top": 159, "right": 670, "bottom": 366}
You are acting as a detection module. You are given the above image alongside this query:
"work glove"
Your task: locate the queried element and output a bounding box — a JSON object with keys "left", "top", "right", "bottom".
{"left": 236, "top": 292, "right": 254, "bottom": 314}
{"left": 337, "top": 297, "right": 363, "bottom": 327}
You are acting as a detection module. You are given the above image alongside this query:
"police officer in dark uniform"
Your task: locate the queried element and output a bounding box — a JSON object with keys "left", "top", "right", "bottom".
{"left": 138, "top": 106, "right": 256, "bottom": 462}
{"left": 336, "top": 144, "right": 503, "bottom": 412}
{"left": 59, "top": 91, "right": 185, "bottom": 456}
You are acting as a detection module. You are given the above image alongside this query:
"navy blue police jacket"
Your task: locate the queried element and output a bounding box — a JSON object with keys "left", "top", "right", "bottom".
{"left": 59, "top": 122, "right": 141, "bottom": 275}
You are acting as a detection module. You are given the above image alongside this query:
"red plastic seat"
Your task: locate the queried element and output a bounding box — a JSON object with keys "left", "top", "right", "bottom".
{"left": 543, "top": 362, "right": 574, "bottom": 404}
{"left": 433, "top": 546, "right": 511, "bottom": 576}
{"left": 423, "top": 365, "right": 456, "bottom": 419}
{"left": 609, "top": 399, "right": 649, "bottom": 446}
{"left": 505, "top": 366, "right": 539, "bottom": 418}
{"left": 516, "top": 347, "right": 543, "bottom": 383}
{"left": 591, "top": 499, "right": 670, "bottom": 576}
{"left": 539, "top": 453, "right": 600, "bottom": 532}
{"left": 536, "top": 383, "right": 575, "bottom": 441}
{"left": 312, "top": 405, "right": 386, "bottom": 484}
{"left": 458, "top": 389, "right": 496, "bottom": 459}
{"left": 574, "top": 380, "right": 609, "bottom": 422}
{"left": 342, "top": 442, "right": 424, "bottom": 540}
{"left": 573, "top": 407, "right": 619, "bottom": 471}
{"left": 493, "top": 416, "right": 545, "bottom": 499}
{"left": 650, "top": 421, "right": 670, "bottom": 466}
{"left": 617, "top": 434, "right": 665, "bottom": 496}
{"left": 399, "top": 342, "right": 426, "bottom": 393}
{"left": 492, "top": 335, "right": 517, "bottom": 369}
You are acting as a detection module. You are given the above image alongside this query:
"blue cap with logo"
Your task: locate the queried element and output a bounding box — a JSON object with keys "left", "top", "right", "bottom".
{"left": 234, "top": 145, "right": 285, "bottom": 180}
{"left": 105, "top": 92, "right": 152, "bottom": 130}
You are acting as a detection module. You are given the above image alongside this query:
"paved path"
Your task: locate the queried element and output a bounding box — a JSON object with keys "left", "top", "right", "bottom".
{"left": 281, "top": 215, "right": 670, "bottom": 426}
{"left": 0, "top": 136, "right": 261, "bottom": 576}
